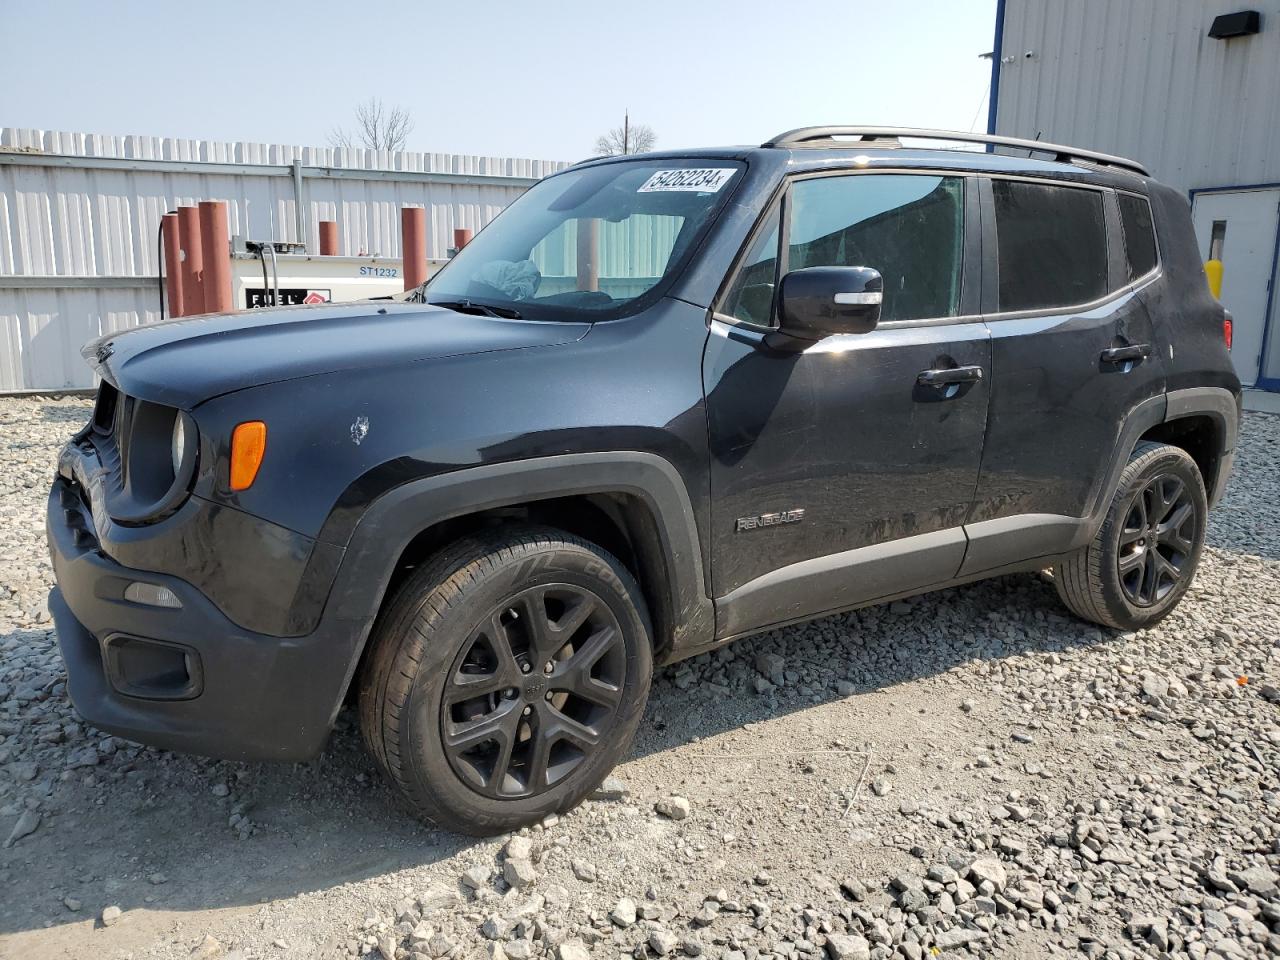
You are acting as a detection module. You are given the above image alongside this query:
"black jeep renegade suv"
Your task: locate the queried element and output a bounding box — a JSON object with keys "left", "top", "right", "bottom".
{"left": 48, "top": 128, "right": 1240, "bottom": 835}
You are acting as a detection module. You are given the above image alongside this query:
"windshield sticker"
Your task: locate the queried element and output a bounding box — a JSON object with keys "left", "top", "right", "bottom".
{"left": 637, "top": 168, "right": 736, "bottom": 193}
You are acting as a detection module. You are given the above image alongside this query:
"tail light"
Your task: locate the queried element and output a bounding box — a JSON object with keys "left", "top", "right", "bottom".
{"left": 1223, "top": 313, "right": 1233, "bottom": 350}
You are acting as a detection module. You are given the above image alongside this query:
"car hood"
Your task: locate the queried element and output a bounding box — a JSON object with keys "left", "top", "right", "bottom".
{"left": 84, "top": 302, "right": 591, "bottom": 408}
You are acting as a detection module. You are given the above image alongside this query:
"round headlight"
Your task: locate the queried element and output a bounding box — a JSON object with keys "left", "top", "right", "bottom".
{"left": 171, "top": 415, "right": 186, "bottom": 476}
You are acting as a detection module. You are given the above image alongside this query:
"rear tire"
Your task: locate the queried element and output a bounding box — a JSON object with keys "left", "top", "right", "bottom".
{"left": 1053, "top": 442, "right": 1207, "bottom": 630}
{"left": 358, "top": 526, "right": 653, "bottom": 836}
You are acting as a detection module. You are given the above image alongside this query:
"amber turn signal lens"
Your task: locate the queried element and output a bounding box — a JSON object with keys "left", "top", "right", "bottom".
{"left": 229, "top": 421, "right": 267, "bottom": 491}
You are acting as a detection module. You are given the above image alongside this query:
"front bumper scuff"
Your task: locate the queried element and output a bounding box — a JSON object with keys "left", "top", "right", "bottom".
{"left": 47, "top": 461, "right": 366, "bottom": 762}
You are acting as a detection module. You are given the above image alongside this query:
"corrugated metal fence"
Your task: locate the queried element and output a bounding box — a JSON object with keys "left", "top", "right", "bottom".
{"left": 0, "top": 128, "right": 568, "bottom": 391}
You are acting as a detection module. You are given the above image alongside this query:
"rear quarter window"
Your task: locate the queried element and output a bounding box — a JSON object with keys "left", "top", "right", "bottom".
{"left": 991, "top": 180, "right": 1109, "bottom": 312}
{"left": 1118, "top": 193, "right": 1159, "bottom": 280}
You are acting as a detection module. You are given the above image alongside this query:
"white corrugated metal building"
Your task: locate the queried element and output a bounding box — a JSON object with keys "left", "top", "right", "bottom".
{"left": 0, "top": 129, "right": 568, "bottom": 391}
{"left": 988, "top": 0, "right": 1280, "bottom": 391}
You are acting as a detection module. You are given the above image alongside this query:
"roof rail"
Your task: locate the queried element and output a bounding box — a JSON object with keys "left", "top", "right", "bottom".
{"left": 761, "top": 126, "right": 1149, "bottom": 177}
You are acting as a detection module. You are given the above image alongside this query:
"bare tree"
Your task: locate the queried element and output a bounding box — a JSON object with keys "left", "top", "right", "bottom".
{"left": 594, "top": 113, "right": 657, "bottom": 156}
{"left": 329, "top": 98, "right": 415, "bottom": 152}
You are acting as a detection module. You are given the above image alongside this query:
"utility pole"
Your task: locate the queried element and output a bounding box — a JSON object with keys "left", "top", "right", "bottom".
{"left": 624, "top": 110, "right": 630, "bottom": 155}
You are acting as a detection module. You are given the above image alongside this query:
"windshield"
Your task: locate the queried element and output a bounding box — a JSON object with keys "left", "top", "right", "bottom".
{"left": 423, "top": 158, "right": 745, "bottom": 321}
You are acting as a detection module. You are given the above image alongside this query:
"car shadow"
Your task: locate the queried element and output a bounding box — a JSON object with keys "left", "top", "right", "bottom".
{"left": 0, "top": 569, "right": 1115, "bottom": 940}
{"left": 38, "top": 402, "right": 96, "bottom": 423}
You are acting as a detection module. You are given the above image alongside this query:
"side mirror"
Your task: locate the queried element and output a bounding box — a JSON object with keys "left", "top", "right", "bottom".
{"left": 776, "top": 266, "right": 882, "bottom": 341}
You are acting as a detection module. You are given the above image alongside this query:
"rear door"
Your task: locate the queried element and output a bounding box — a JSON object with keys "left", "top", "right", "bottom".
{"left": 705, "top": 171, "right": 991, "bottom": 637}
{"left": 963, "top": 178, "right": 1165, "bottom": 575}
{"left": 1190, "top": 188, "right": 1280, "bottom": 386}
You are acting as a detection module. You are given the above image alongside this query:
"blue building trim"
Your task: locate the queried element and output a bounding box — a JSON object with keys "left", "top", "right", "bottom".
{"left": 1188, "top": 182, "right": 1280, "bottom": 393}
{"left": 986, "top": 0, "right": 1007, "bottom": 137}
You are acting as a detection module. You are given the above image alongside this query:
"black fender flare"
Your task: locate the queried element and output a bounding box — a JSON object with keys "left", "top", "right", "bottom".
{"left": 1077, "top": 385, "right": 1239, "bottom": 550}
{"left": 1164, "top": 385, "right": 1239, "bottom": 506}
{"left": 322, "top": 451, "right": 715, "bottom": 676}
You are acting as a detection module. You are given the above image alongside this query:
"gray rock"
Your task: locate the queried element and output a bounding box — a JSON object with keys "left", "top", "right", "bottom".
{"left": 932, "top": 928, "right": 989, "bottom": 951}
{"left": 824, "top": 933, "right": 871, "bottom": 960}
{"left": 504, "top": 836, "right": 533, "bottom": 861}
{"left": 898, "top": 887, "right": 928, "bottom": 912}
{"left": 592, "top": 776, "right": 629, "bottom": 799}
{"left": 558, "top": 941, "right": 590, "bottom": 960}
{"left": 482, "top": 915, "right": 510, "bottom": 940}
{"left": 1230, "top": 865, "right": 1279, "bottom": 898}
{"left": 655, "top": 796, "right": 692, "bottom": 821}
{"left": 755, "top": 652, "right": 786, "bottom": 686}
{"left": 190, "top": 934, "right": 225, "bottom": 959}
{"left": 418, "top": 887, "right": 457, "bottom": 917}
{"left": 101, "top": 905, "right": 123, "bottom": 927}
{"left": 427, "top": 932, "right": 456, "bottom": 958}
{"left": 927, "top": 864, "right": 959, "bottom": 885}
{"left": 966, "top": 857, "right": 1008, "bottom": 893}
{"left": 571, "top": 859, "right": 596, "bottom": 882}
{"left": 503, "top": 857, "right": 538, "bottom": 891}
{"left": 649, "top": 930, "right": 680, "bottom": 956}
{"left": 839, "top": 878, "right": 867, "bottom": 901}
{"left": 3, "top": 809, "right": 39, "bottom": 847}
{"left": 610, "top": 897, "right": 638, "bottom": 926}
{"left": 1140, "top": 672, "right": 1169, "bottom": 699}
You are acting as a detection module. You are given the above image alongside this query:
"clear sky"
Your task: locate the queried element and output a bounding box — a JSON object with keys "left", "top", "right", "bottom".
{"left": 1, "top": 0, "right": 998, "bottom": 162}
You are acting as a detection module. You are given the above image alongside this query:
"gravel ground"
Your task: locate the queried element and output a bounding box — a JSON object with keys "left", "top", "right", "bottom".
{"left": 0, "top": 396, "right": 1277, "bottom": 960}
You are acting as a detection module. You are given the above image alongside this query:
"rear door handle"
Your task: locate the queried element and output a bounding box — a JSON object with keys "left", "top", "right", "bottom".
{"left": 1100, "top": 343, "right": 1151, "bottom": 364}
{"left": 917, "top": 365, "right": 984, "bottom": 386}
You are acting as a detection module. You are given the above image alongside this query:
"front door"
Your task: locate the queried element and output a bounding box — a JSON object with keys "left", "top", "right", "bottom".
{"left": 704, "top": 171, "right": 990, "bottom": 638}
{"left": 1191, "top": 188, "right": 1280, "bottom": 386}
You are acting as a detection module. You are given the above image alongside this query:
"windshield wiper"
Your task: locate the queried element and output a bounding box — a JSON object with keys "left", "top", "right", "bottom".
{"left": 431, "top": 299, "right": 523, "bottom": 320}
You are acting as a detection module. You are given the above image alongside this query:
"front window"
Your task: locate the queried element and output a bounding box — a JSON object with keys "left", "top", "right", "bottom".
{"left": 720, "top": 173, "right": 965, "bottom": 326}
{"left": 424, "top": 159, "right": 744, "bottom": 321}
{"left": 787, "top": 174, "right": 965, "bottom": 323}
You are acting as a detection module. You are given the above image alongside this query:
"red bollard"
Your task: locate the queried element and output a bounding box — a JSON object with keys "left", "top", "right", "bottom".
{"left": 177, "top": 206, "right": 205, "bottom": 315}
{"left": 161, "top": 212, "right": 184, "bottom": 318}
{"left": 199, "top": 201, "right": 233, "bottom": 314}
{"left": 453, "top": 227, "right": 473, "bottom": 251}
{"left": 319, "top": 220, "right": 338, "bottom": 256}
{"left": 402, "top": 206, "right": 428, "bottom": 290}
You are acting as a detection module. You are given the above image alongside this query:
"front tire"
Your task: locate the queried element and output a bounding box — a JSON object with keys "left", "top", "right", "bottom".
{"left": 1053, "top": 442, "right": 1207, "bottom": 630}
{"left": 358, "top": 526, "right": 653, "bottom": 836}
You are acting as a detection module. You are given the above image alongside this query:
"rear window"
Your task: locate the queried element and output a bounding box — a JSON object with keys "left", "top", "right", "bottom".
{"left": 1118, "top": 193, "right": 1158, "bottom": 280}
{"left": 992, "top": 180, "right": 1109, "bottom": 312}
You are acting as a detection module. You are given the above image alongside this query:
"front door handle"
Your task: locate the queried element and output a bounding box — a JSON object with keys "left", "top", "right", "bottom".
{"left": 917, "top": 365, "right": 984, "bottom": 387}
{"left": 1100, "top": 343, "right": 1151, "bottom": 364}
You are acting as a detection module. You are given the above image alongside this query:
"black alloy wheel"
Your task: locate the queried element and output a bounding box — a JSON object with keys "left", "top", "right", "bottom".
{"left": 1116, "top": 472, "right": 1197, "bottom": 607}
{"left": 441, "top": 584, "right": 627, "bottom": 799}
